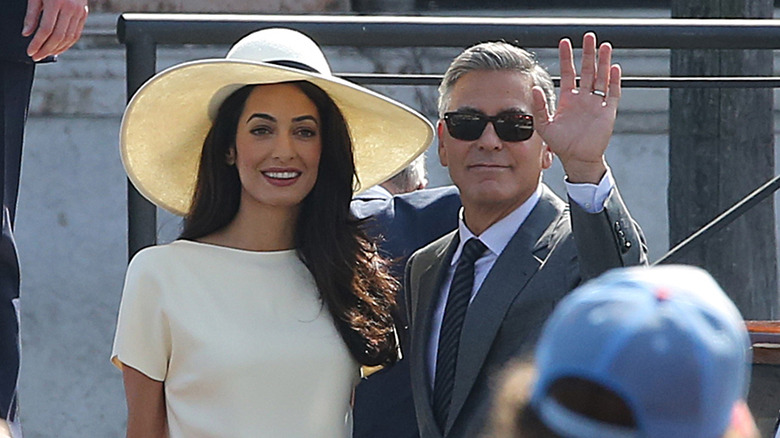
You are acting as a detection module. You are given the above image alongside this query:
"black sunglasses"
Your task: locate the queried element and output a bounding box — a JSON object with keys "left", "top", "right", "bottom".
{"left": 443, "top": 111, "right": 534, "bottom": 142}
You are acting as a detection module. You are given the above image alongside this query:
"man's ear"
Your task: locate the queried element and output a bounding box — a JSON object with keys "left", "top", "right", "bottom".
{"left": 541, "top": 143, "right": 553, "bottom": 170}
{"left": 226, "top": 147, "right": 236, "bottom": 166}
{"left": 437, "top": 120, "right": 448, "bottom": 167}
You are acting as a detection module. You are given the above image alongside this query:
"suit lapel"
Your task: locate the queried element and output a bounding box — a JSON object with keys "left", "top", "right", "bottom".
{"left": 410, "top": 232, "right": 458, "bottom": 434}
{"left": 445, "top": 187, "right": 565, "bottom": 433}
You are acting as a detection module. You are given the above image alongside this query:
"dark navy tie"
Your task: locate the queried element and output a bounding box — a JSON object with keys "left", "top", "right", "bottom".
{"left": 433, "top": 237, "right": 487, "bottom": 430}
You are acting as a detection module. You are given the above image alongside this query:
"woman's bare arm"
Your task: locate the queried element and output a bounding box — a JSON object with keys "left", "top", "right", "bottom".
{"left": 122, "top": 364, "right": 168, "bottom": 438}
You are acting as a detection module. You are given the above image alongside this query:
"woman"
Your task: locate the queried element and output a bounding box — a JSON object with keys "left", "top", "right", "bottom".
{"left": 111, "top": 28, "right": 433, "bottom": 437}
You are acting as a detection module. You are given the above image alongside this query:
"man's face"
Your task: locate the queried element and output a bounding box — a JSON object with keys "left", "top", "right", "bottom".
{"left": 438, "top": 70, "right": 552, "bottom": 221}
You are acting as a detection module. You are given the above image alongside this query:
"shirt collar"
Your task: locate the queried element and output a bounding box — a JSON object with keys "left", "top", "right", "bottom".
{"left": 358, "top": 185, "right": 393, "bottom": 200}
{"left": 451, "top": 185, "right": 543, "bottom": 265}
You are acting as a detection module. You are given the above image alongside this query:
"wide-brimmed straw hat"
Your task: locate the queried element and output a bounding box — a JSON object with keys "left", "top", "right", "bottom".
{"left": 120, "top": 27, "right": 434, "bottom": 216}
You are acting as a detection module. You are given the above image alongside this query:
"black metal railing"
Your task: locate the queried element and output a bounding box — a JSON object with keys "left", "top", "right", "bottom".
{"left": 117, "top": 14, "right": 780, "bottom": 262}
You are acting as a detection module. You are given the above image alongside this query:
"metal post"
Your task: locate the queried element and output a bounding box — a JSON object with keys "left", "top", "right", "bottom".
{"left": 125, "top": 32, "right": 158, "bottom": 259}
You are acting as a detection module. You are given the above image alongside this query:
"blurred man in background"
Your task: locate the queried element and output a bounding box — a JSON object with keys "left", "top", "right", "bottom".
{"left": 352, "top": 156, "right": 461, "bottom": 438}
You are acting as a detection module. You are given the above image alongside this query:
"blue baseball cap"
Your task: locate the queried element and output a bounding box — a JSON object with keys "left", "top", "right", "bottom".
{"left": 530, "top": 265, "right": 751, "bottom": 438}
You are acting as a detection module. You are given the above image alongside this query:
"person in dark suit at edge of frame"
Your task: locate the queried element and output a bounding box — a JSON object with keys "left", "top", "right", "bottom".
{"left": 1, "top": 0, "right": 88, "bottom": 436}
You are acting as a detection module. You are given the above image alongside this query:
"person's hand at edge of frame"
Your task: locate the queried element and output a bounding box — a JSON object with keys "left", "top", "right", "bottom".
{"left": 23, "top": 0, "right": 89, "bottom": 62}
{"left": 0, "top": 418, "right": 10, "bottom": 438}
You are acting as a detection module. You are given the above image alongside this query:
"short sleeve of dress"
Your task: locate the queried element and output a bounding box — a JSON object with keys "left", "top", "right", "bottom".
{"left": 110, "top": 248, "right": 171, "bottom": 381}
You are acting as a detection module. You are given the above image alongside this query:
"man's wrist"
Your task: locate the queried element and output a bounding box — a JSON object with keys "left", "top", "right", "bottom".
{"left": 565, "top": 166, "right": 614, "bottom": 213}
{"left": 562, "top": 158, "right": 608, "bottom": 184}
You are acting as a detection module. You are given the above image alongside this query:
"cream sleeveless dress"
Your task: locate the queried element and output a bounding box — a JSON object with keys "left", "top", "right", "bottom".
{"left": 111, "top": 240, "right": 358, "bottom": 437}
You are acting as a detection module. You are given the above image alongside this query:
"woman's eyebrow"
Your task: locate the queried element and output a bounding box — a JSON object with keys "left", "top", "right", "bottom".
{"left": 293, "top": 115, "right": 318, "bottom": 124}
{"left": 246, "top": 113, "right": 275, "bottom": 123}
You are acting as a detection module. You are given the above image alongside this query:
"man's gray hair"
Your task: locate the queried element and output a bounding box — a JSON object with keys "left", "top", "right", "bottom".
{"left": 383, "top": 154, "right": 427, "bottom": 194}
{"left": 437, "top": 41, "right": 556, "bottom": 117}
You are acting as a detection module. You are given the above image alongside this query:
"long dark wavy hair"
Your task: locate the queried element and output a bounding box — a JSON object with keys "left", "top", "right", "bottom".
{"left": 180, "top": 81, "right": 399, "bottom": 367}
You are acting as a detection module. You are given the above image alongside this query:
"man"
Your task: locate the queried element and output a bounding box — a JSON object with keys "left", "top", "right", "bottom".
{"left": 352, "top": 155, "right": 430, "bottom": 216}
{"left": 352, "top": 157, "right": 461, "bottom": 438}
{"left": 381, "top": 154, "right": 429, "bottom": 195}
{"left": 405, "top": 33, "right": 647, "bottom": 438}
{"left": 488, "top": 265, "right": 759, "bottom": 438}
{"left": 1, "top": 0, "right": 88, "bottom": 436}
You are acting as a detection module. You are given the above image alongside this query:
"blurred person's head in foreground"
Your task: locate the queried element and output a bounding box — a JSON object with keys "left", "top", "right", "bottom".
{"left": 487, "top": 265, "right": 758, "bottom": 438}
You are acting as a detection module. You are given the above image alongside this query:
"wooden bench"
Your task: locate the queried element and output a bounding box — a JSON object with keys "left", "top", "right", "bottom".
{"left": 746, "top": 321, "right": 780, "bottom": 436}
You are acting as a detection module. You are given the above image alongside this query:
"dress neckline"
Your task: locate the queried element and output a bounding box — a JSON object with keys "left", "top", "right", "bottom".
{"left": 173, "top": 239, "right": 298, "bottom": 257}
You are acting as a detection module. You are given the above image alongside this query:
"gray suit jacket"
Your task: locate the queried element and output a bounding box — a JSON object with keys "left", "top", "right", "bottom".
{"left": 404, "top": 184, "right": 647, "bottom": 438}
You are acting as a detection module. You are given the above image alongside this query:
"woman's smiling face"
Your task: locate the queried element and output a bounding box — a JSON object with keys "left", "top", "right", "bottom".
{"left": 230, "top": 83, "right": 322, "bottom": 213}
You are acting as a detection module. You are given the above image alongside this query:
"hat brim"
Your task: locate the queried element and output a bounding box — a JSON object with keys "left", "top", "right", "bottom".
{"left": 120, "top": 59, "right": 434, "bottom": 216}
